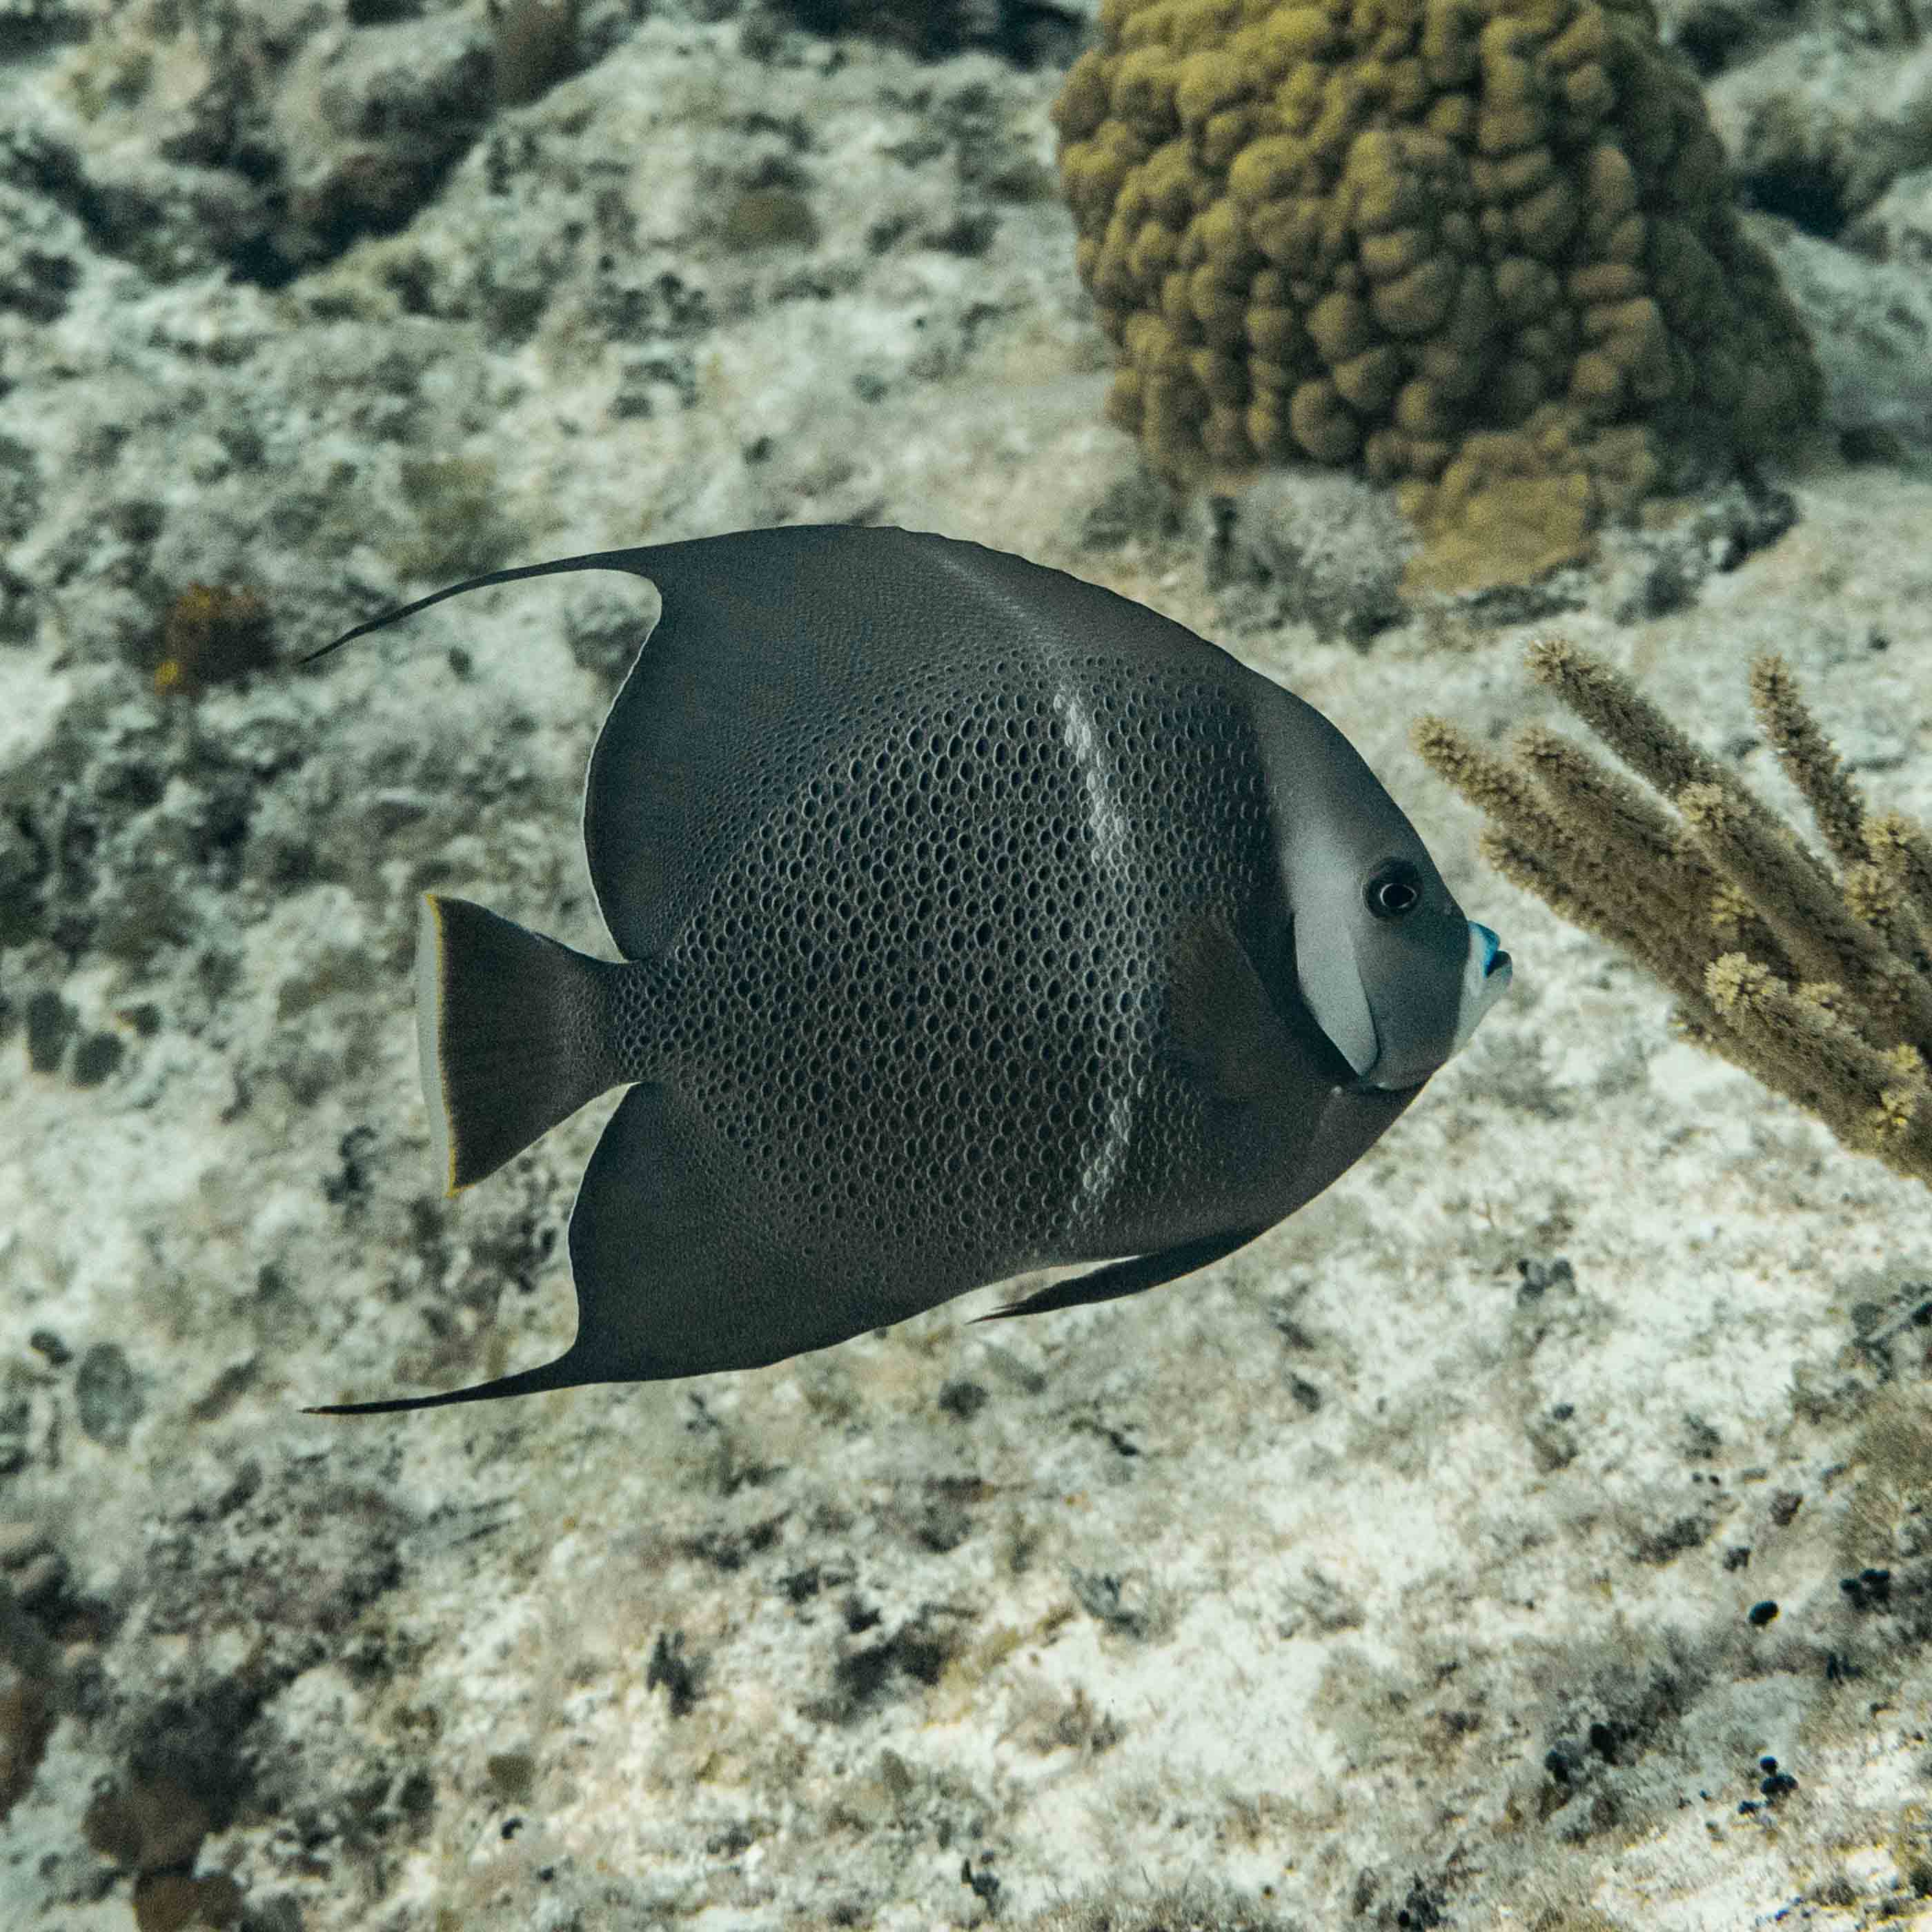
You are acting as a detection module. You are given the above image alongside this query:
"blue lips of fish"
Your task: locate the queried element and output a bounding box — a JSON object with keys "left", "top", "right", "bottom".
{"left": 303, "top": 525, "right": 1510, "bottom": 1413}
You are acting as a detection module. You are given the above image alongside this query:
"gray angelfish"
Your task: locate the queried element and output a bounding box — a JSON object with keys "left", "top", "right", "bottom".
{"left": 303, "top": 525, "right": 1510, "bottom": 1413}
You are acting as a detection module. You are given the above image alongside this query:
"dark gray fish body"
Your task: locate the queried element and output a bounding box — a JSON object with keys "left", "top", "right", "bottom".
{"left": 308, "top": 526, "right": 1510, "bottom": 1412}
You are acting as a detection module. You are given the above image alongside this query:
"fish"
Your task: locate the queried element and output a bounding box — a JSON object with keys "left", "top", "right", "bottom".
{"left": 302, "top": 525, "right": 1510, "bottom": 1413}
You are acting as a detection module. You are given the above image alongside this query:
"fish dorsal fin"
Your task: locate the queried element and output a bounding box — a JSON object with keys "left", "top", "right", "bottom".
{"left": 302, "top": 548, "right": 660, "bottom": 667}
{"left": 309, "top": 527, "right": 1261, "bottom": 960}
{"left": 578, "top": 526, "right": 1238, "bottom": 958}
{"left": 581, "top": 526, "right": 954, "bottom": 957}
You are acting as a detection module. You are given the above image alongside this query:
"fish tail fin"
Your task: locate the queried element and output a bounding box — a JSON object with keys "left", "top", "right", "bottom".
{"left": 417, "top": 893, "right": 630, "bottom": 1192}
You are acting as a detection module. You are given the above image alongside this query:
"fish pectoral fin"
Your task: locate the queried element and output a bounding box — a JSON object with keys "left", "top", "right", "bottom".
{"left": 971, "top": 1228, "right": 1266, "bottom": 1323}
{"left": 1164, "top": 917, "right": 1300, "bottom": 1105}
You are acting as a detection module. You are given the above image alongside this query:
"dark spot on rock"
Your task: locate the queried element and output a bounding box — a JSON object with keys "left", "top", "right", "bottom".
{"left": 835, "top": 1638, "right": 896, "bottom": 1707}
{"left": 1395, "top": 1876, "right": 1445, "bottom": 1928}
{"left": 822, "top": 1613, "right": 961, "bottom": 1717}
{"left": 1633, "top": 1512, "right": 1713, "bottom": 1565}
{"left": 924, "top": 208, "right": 996, "bottom": 255}
{"left": 775, "top": 0, "right": 1082, "bottom": 68}
{"left": 1070, "top": 1568, "right": 1150, "bottom": 1637}
{"left": 486, "top": 1751, "right": 535, "bottom": 1802}
{"left": 681, "top": 1511, "right": 787, "bottom": 1572}
{"left": 1517, "top": 1255, "right": 1575, "bottom": 1299}
{"left": 0, "top": 1663, "right": 53, "bottom": 1826}
{"left": 0, "top": 244, "right": 77, "bottom": 324}
{"left": 1840, "top": 422, "right": 1906, "bottom": 466}
{"left": 76, "top": 1341, "right": 142, "bottom": 1447}
{"left": 781, "top": 1563, "right": 823, "bottom": 1604}
{"left": 647, "top": 1630, "right": 702, "bottom": 1717}
{"left": 1840, "top": 1567, "right": 1892, "bottom": 1612}
{"left": 0, "top": 1394, "right": 30, "bottom": 1479}
{"left": 71, "top": 1031, "right": 126, "bottom": 1086}
{"left": 937, "top": 1377, "right": 987, "bottom": 1421}
{"left": 323, "top": 1125, "right": 379, "bottom": 1206}
{"left": 394, "top": 1767, "right": 435, "bottom": 1819}
{"left": 1737, "top": 148, "right": 1849, "bottom": 240}
{"left": 24, "top": 988, "right": 75, "bottom": 1072}
{"left": 27, "top": 1329, "right": 70, "bottom": 1366}
{"left": 493, "top": 0, "right": 579, "bottom": 108}
{"left": 915, "top": 1485, "right": 976, "bottom": 1552}
{"left": 1669, "top": 0, "right": 1753, "bottom": 75}
{"left": 960, "top": 1855, "right": 1001, "bottom": 1910}
{"left": 130, "top": 1870, "right": 244, "bottom": 1931}
{"left": 894, "top": 1624, "right": 953, "bottom": 1684}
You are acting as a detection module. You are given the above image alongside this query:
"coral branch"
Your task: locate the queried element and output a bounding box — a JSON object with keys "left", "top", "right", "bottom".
{"left": 1416, "top": 641, "right": 1932, "bottom": 1187}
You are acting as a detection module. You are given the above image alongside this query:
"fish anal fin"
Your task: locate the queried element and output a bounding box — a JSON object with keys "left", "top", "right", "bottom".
{"left": 566, "top": 1083, "right": 929, "bottom": 1380}
{"left": 304, "top": 1349, "right": 596, "bottom": 1414}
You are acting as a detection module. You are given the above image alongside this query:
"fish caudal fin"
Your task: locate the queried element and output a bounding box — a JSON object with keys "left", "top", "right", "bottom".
{"left": 417, "top": 894, "right": 629, "bottom": 1192}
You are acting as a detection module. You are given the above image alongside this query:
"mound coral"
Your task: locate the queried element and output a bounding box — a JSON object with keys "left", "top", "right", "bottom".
{"left": 1053, "top": 0, "right": 1821, "bottom": 588}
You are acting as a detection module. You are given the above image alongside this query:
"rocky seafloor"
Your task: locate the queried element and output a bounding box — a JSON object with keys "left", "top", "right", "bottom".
{"left": 3, "top": 0, "right": 1932, "bottom": 1926}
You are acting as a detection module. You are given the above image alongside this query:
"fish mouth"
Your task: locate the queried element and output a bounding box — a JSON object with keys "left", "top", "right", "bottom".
{"left": 1340, "top": 1071, "right": 1426, "bottom": 1096}
{"left": 1477, "top": 923, "right": 1511, "bottom": 983}
{"left": 1451, "top": 920, "right": 1512, "bottom": 1052}
{"left": 1344, "top": 920, "right": 1512, "bottom": 1095}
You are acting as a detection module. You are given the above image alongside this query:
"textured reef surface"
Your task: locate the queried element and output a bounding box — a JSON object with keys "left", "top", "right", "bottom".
{"left": 3, "top": 0, "right": 1932, "bottom": 1926}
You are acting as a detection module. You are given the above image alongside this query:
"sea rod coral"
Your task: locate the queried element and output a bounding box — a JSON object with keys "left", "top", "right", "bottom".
{"left": 1415, "top": 640, "right": 1932, "bottom": 1183}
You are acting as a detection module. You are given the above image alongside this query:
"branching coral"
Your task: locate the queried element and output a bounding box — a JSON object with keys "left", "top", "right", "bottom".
{"left": 1414, "top": 641, "right": 1932, "bottom": 1182}
{"left": 1054, "top": 0, "right": 1821, "bottom": 588}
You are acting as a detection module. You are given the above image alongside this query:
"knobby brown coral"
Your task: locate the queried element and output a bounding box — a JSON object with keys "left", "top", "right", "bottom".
{"left": 1054, "top": 0, "right": 1821, "bottom": 588}
{"left": 1414, "top": 642, "right": 1932, "bottom": 1183}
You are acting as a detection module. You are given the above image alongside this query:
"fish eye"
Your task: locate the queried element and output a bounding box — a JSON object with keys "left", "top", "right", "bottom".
{"left": 1364, "top": 859, "right": 1421, "bottom": 920}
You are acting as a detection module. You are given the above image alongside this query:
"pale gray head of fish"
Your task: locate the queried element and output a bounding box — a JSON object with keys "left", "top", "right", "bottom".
{"left": 1275, "top": 755, "right": 1511, "bottom": 1092}
{"left": 1293, "top": 829, "right": 1511, "bottom": 1090}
